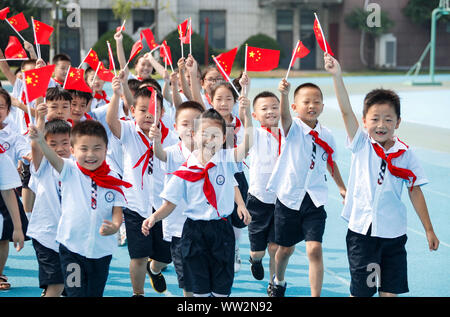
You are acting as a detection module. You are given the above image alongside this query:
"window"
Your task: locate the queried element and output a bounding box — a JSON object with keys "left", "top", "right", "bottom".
{"left": 199, "top": 10, "right": 226, "bottom": 49}
{"left": 98, "top": 9, "right": 120, "bottom": 38}
{"left": 133, "top": 9, "right": 155, "bottom": 33}
{"left": 277, "top": 10, "right": 293, "bottom": 68}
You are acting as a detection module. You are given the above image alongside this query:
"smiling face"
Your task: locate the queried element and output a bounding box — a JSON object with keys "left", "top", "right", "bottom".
{"left": 212, "top": 86, "right": 235, "bottom": 123}
{"left": 47, "top": 99, "right": 71, "bottom": 121}
{"left": 71, "top": 134, "right": 107, "bottom": 171}
{"left": 292, "top": 87, "right": 324, "bottom": 128}
{"left": 194, "top": 118, "right": 225, "bottom": 163}
{"left": 54, "top": 61, "right": 71, "bottom": 83}
{"left": 201, "top": 69, "right": 222, "bottom": 97}
{"left": 46, "top": 133, "right": 71, "bottom": 159}
{"left": 131, "top": 96, "right": 162, "bottom": 133}
{"left": 252, "top": 96, "right": 280, "bottom": 128}
{"left": 86, "top": 70, "right": 105, "bottom": 93}
{"left": 363, "top": 103, "right": 401, "bottom": 148}
{"left": 0, "top": 94, "right": 10, "bottom": 126}
{"left": 70, "top": 96, "right": 89, "bottom": 123}
{"left": 135, "top": 57, "right": 153, "bottom": 79}
{"left": 175, "top": 107, "right": 202, "bottom": 151}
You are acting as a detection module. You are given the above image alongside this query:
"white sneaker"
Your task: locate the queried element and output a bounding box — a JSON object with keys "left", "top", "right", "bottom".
{"left": 234, "top": 246, "right": 241, "bottom": 273}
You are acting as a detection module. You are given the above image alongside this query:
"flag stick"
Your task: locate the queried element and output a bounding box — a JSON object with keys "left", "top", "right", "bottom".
{"left": 90, "top": 63, "right": 101, "bottom": 87}
{"left": 31, "top": 17, "right": 41, "bottom": 60}
{"left": 314, "top": 13, "right": 328, "bottom": 55}
{"left": 150, "top": 45, "right": 160, "bottom": 54}
{"left": 212, "top": 55, "right": 240, "bottom": 97}
{"left": 119, "top": 19, "right": 126, "bottom": 33}
{"left": 164, "top": 58, "right": 167, "bottom": 71}
{"left": 62, "top": 65, "right": 71, "bottom": 89}
{"left": 189, "top": 17, "right": 192, "bottom": 56}
{"left": 5, "top": 19, "right": 26, "bottom": 42}
{"left": 23, "top": 81, "right": 34, "bottom": 126}
{"left": 162, "top": 44, "right": 174, "bottom": 72}
{"left": 106, "top": 41, "right": 117, "bottom": 76}
{"left": 285, "top": 40, "right": 300, "bottom": 81}
{"left": 78, "top": 49, "right": 91, "bottom": 68}
{"left": 154, "top": 86, "right": 157, "bottom": 121}
{"left": 0, "top": 58, "right": 29, "bottom": 62}
{"left": 179, "top": 25, "right": 184, "bottom": 59}
{"left": 244, "top": 44, "right": 248, "bottom": 73}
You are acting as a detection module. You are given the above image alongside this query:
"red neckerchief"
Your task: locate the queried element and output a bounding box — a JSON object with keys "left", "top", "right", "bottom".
{"left": 137, "top": 76, "right": 143, "bottom": 81}
{"left": 53, "top": 78, "right": 63, "bottom": 86}
{"left": 309, "top": 130, "right": 334, "bottom": 176}
{"left": 94, "top": 90, "right": 110, "bottom": 103}
{"left": 84, "top": 113, "right": 93, "bottom": 120}
{"left": 0, "top": 144, "right": 5, "bottom": 153}
{"left": 133, "top": 120, "right": 168, "bottom": 189}
{"left": 371, "top": 142, "right": 416, "bottom": 191}
{"left": 21, "top": 91, "right": 31, "bottom": 135}
{"left": 261, "top": 126, "right": 282, "bottom": 156}
{"left": 76, "top": 160, "right": 132, "bottom": 200}
{"left": 66, "top": 118, "right": 74, "bottom": 127}
{"left": 172, "top": 161, "right": 227, "bottom": 221}
{"left": 205, "top": 93, "right": 212, "bottom": 106}
{"left": 232, "top": 116, "right": 242, "bottom": 148}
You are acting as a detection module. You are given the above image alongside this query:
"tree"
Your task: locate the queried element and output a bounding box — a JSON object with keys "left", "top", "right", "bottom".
{"left": 403, "top": 0, "right": 449, "bottom": 26}
{"left": 345, "top": 7, "right": 394, "bottom": 68}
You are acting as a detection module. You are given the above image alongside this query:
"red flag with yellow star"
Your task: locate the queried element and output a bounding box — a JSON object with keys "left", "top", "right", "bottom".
{"left": 160, "top": 40, "right": 173, "bottom": 66}
{"left": 141, "top": 28, "right": 158, "bottom": 50}
{"left": 63, "top": 67, "right": 92, "bottom": 93}
{"left": 4, "top": 36, "right": 28, "bottom": 59}
{"left": 215, "top": 47, "right": 237, "bottom": 79}
{"left": 33, "top": 19, "right": 53, "bottom": 45}
{"left": 97, "top": 62, "right": 114, "bottom": 82}
{"left": 23, "top": 64, "right": 55, "bottom": 102}
{"left": 313, "top": 16, "right": 334, "bottom": 56}
{"left": 7, "top": 12, "right": 29, "bottom": 32}
{"left": 178, "top": 18, "right": 192, "bottom": 45}
{"left": 0, "top": 7, "right": 10, "bottom": 20}
{"left": 246, "top": 46, "right": 280, "bottom": 72}
{"left": 84, "top": 48, "right": 100, "bottom": 69}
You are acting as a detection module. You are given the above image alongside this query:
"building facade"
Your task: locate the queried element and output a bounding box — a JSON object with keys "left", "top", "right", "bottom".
{"left": 38, "top": 0, "right": 450, "bottom": 71}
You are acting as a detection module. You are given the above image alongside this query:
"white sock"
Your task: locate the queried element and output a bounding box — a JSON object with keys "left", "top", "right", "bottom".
{"left": 150, "top": 266, "right": 160, "bottom": 275}
{"left": 193, "top": 293, "right": 211, "bottom": 297}
{"left": 274, "top": 277, "right": 286, "bottom": 286}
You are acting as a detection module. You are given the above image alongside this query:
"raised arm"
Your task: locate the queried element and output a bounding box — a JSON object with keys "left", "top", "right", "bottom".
{"left": 114, "top": 31, "right": 127, "bottom": 70}
{"left": 146, "top": 52, "right": 167, "bottom": 78}
{"left": 106, "top": 76, "right": 123, "bottom": 139}
{"left": 185, "top": 54, "right": 206, "bottom": 110}
{"left": 238, "top": 72, "right": 250, "bottom": 126}
{"left": 278, "top": 79, "right": 292, "bottom": 136}
{"left": 148, "top": 123, "right": 167, "bottom": 162}
{"left": 30, "top": 103, "right": 48, "bottom": 171}
{"left": 169, "top": 71, "right": 183, "bottom": 108}
{"left": 324, "top": 53, "right": 359, "bottom": 143}
{"left": 23, "top": 40, "right": 38, "bottom": 60}
{"left": 0, "top": 48, "right": 17, "bottom": 85}
{"left": 234, "top": 95, "right": 253, "bottom": 162}
{"left": 177, "top": 57, "right": 193, "bottom": 101}
{"left": 28, "top": 124, "right": 64, "bottom": 173}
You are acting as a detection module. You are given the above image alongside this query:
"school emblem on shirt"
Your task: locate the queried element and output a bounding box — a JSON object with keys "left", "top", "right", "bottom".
{"left": 2, "top": 142, "right": 10, "bottom": 151}
{"left": 322, "top": 152, "right": 328, "bottom": 162}
{"left": 216, "top": 175, "right": 225, "bottom": 185}
{"left": 105, "top": 191, "right": 115, "bottom": 203}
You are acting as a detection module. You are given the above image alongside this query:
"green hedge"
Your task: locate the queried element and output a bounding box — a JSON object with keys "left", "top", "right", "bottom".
{"left": 236, "top": 33, "right": 284, "bottom": 68}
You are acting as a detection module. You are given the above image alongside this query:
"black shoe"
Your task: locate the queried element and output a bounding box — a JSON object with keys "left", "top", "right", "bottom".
{"left": 267, "top": 283, "right": 273, "bottom": 297}
{"left": 249, "top": 257, "right": 264, "bottom": 280}
{"left": 271, "top": 282, "right": 287, "bottom": 297}
{"left": 147, "top": 261, "right": 167, "bottom": 293}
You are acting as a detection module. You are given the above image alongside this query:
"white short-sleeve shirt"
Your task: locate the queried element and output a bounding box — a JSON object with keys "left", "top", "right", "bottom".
{"left": 266, "top": 118, "right": 337, "bottom": 210}
{"left": 0, "top": 153, "right": 22, "bottom": 238}
{"left": 27, "top": 157, "right": 66, "bottom": 252}
{"left": 56, "top": 159, "right": 126, "bottom": 259}
{"left": 341, "top": 127, "right": 428, "bottom": 238}
{"left": 161, "top": 148, "right": 239, "bottom": 221}
{"left": 0, "top": 123, "right": 31, "bottom": 165}
{"left": 248, "top": 126, "right": 285, "bottom": 204}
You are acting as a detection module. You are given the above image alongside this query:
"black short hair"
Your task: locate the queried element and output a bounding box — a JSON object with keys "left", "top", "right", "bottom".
{"left": 210, "top": 81, "right": 238, "bottom": 103}
{"left": 68, "top": 89, "right": 93, "bottom": 105}
{"left": 253, "top": 91, "right": 280, "bottom": 108}
{"left": 201, "top": 65, "right": 219, "bottom": 81}
{"left": 133, "top": 86, "right": 163, "bottom": 111}
{"left": 46, "top": 87, "right": 72, "bottom": 102}
{"left": 44, "top": 119, "right": 71, "bottom": 139}
{"left": 194, "top": 108, "right": 226, "bottom": 135}
{"left": 52, "top": 53, "right": 71, "bottom": 64}
{"left": 70, "top": 119, "right": 108, "bottom": 147}
{"left": 363, "top": 88, "right": 401, "bottom": 119}
{"left": 20, "top": 59, "right": 37, "bottom": 71}
{"left": 128, "top": 78, "right": 142, "bottom": 93}
{"left": 294, "top": 82, "right": 323, "bottom": 101}
{"left": 0, "top": 88, "right": 11, "bottom": 111}
{"left": 175, "top": 101, "right": 204, "bottom": 122}
{"left": 139, "top": 78, "right": 162, "bottom": 93}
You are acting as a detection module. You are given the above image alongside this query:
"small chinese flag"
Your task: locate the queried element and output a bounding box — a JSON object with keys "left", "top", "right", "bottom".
{"left": 215, "top": 47, "right": 237, "bottom": 79}
{"left": 116, "top": 25, "right": 125, "bottom": 33}
{"left": 246, "top": 46, "right": 280, "bottom": 72}
{"left": 0, "top": 7, "right": 10, "bottom": 20}
{"left": 33, "top": 19, "right": 54, "bottom": 45}
{"left": 128, "top": 35, "right": 144, "bottom": 64}
{"left": 290, "top": 41, "right": 310, "bottom": 67}
{"left": 97, "top": 62, "right": 114, "bottom": 82}
{"left": 178, "top": 18, "right": 192, "bottom": 45}
{"left": 7, "top": 12, "right": 29, "bottom": 32}
{"left": 147, "top": 86, "right": 157, "bottom": 118}
{"left": 4, "top": 36, "right": 27, "bottom": 59}
{"left": 141, "top": 28, "right": 158, "bottom": 50}
{"left": 63, "top": 67, "right": 92, "bottom": 93}
{"left": 313, "top": 16, "right": 334, "bottom": 56}
{"left": 23, "top": 64, "right": 56, "bottom": 102}
{"left": 84, "top": 48, "right": 100, "bottom": 69}
{"left": 160, "top": 40, "right": 173, "bottom": 66}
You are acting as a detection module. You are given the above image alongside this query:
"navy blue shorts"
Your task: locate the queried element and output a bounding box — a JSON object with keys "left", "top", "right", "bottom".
{"left": 59, "top": 244, "right": 112, "bottom": 297}
{"left": 123, "top": 208, "right": 171, "bottom": 263}
{"left": 32, "top": 239, "right": 64, "bottom": 289}
{"left": 346, "top": 228, "right": 409, "bottom": 297}
{"left": 170, "top": 236, "right": 190, "bottom": 291}
{"left": 181, "top": 218, "right": 235, "bottom": 295}
{"left": 0, "top": 190, "right": 29, "bottom": 242}
{"left": 246, "top": 193, "right": 275, "bottom": 252}
{"left": 274, "top": 193, "right": 327, "bottom": 247}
